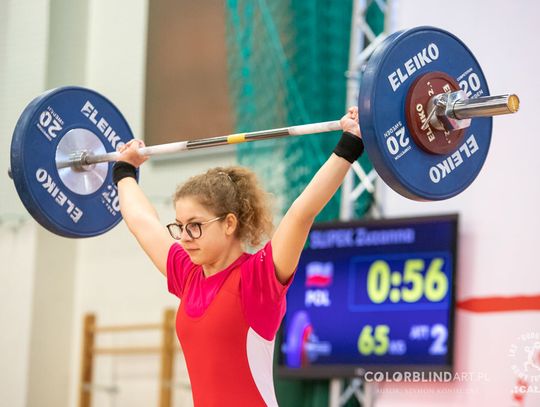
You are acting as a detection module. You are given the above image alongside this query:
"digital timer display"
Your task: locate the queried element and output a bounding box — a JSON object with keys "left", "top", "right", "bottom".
{"left": 278, "top": 215, "right": 457, "bottom": 378}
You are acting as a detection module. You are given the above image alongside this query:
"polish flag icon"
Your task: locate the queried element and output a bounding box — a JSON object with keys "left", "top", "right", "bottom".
{"left": 305, "top": 262, "right": 333, "bottom": 287}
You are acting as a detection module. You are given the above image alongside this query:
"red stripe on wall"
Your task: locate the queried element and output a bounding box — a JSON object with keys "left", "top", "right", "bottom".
{"left": 457, "top": 295, "right": 540, "bottom": 313}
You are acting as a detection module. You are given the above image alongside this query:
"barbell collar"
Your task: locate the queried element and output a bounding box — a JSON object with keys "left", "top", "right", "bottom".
{"left": 428, "top": 90, "right": 472, "bottom": 133}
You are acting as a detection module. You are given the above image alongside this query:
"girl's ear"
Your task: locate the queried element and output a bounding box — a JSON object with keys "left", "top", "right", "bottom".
{"left": 224, "top": 213, "right": 238, "bottom": 237}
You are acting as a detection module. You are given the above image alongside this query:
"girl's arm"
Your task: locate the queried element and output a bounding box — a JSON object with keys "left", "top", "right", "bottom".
{"left": 271, "top": 107, "right": 361, "bottom": 284}
{"left": 116, "top": 140, "right": 175, "bottom": 276}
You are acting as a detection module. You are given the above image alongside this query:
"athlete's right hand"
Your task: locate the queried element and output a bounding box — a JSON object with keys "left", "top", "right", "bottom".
{"left": 116, "top": 139, "right": 148, "bottom": 168}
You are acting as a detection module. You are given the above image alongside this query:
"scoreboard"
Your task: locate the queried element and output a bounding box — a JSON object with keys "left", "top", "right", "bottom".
{"left": 278, "top": 214, "right": 457, "bottom": 378}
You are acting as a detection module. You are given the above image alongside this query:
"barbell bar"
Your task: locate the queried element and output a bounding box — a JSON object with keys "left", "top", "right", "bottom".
{"left": 56, "top": 120, "right": 343, "bottom": 170}
{"left": 56, "top": 92, "right": 517, "bottom": 170}
{"left": 9, "top": 26, "right": 520, "bottom": 238}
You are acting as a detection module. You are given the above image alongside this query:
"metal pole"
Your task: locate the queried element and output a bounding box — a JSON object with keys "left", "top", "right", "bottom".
{"left": 332, "top": 1, "right": 368, "bottom": 406}
{"left": 339, "top": 0, "right": 367, "bottom": 223}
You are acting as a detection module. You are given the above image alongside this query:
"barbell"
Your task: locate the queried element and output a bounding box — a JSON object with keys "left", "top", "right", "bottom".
{"left": 9, "top": 26, "right": 519, "bottom": 238}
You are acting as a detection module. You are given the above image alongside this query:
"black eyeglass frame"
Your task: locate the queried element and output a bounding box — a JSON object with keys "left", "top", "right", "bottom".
{"left": 166, "top": 215, "right": 226, "bottom": 240}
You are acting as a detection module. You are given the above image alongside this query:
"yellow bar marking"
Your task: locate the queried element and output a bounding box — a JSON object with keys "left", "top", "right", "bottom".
{"left": 227, "top": 133, "right": 246, "bottom": 144}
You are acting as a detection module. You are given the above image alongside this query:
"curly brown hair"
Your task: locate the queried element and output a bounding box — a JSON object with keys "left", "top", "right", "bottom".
{"left": 172, "top": 166, "right": 274, "bottom": 247}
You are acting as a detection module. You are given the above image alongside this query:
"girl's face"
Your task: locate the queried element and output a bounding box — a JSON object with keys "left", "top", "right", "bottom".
{"left": 174, "top": 197, "right": 238, "bottom": 265}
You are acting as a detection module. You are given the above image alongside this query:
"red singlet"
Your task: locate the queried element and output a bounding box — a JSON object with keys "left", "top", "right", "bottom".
{"left": 167, "top": 242, "right": 294, "bottom": 406}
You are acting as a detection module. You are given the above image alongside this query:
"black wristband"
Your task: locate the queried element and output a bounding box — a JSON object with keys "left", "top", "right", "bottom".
{"left": 112, "top": 161, "right": 137, "bottom": 185}
{"left": 333, "top": 131, "right": 364, "bottom": 163}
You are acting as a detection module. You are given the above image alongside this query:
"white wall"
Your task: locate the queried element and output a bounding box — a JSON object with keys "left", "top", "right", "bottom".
{"left": 0, "top": 1, "right": 49, "bottom": 406}
{"left": 372, "top": 1, "right": 540, "bottom": 406}
{"left": 0, "top": 223, "right": 36, "bottom": 407}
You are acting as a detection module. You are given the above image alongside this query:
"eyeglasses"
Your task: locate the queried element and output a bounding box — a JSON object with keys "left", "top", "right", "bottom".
{"left": 166, "top": 215, "right": 225, "bottom": 240}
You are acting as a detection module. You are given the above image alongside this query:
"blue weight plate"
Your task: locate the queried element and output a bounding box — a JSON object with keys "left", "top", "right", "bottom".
{"left": 359, "top": 26, "right": 492, "bottom": 201}
{"left": 10, "top": 87, "right": 136, "bottom": 237}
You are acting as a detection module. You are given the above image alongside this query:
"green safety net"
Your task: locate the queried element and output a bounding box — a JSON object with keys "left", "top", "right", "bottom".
{"left": 225, "top": 0, "right": 386, "bottom": 405}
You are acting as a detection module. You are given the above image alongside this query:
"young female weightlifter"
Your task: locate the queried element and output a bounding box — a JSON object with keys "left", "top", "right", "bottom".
{"left": 114, "top": 107, "right": 362, "bottom": 406}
